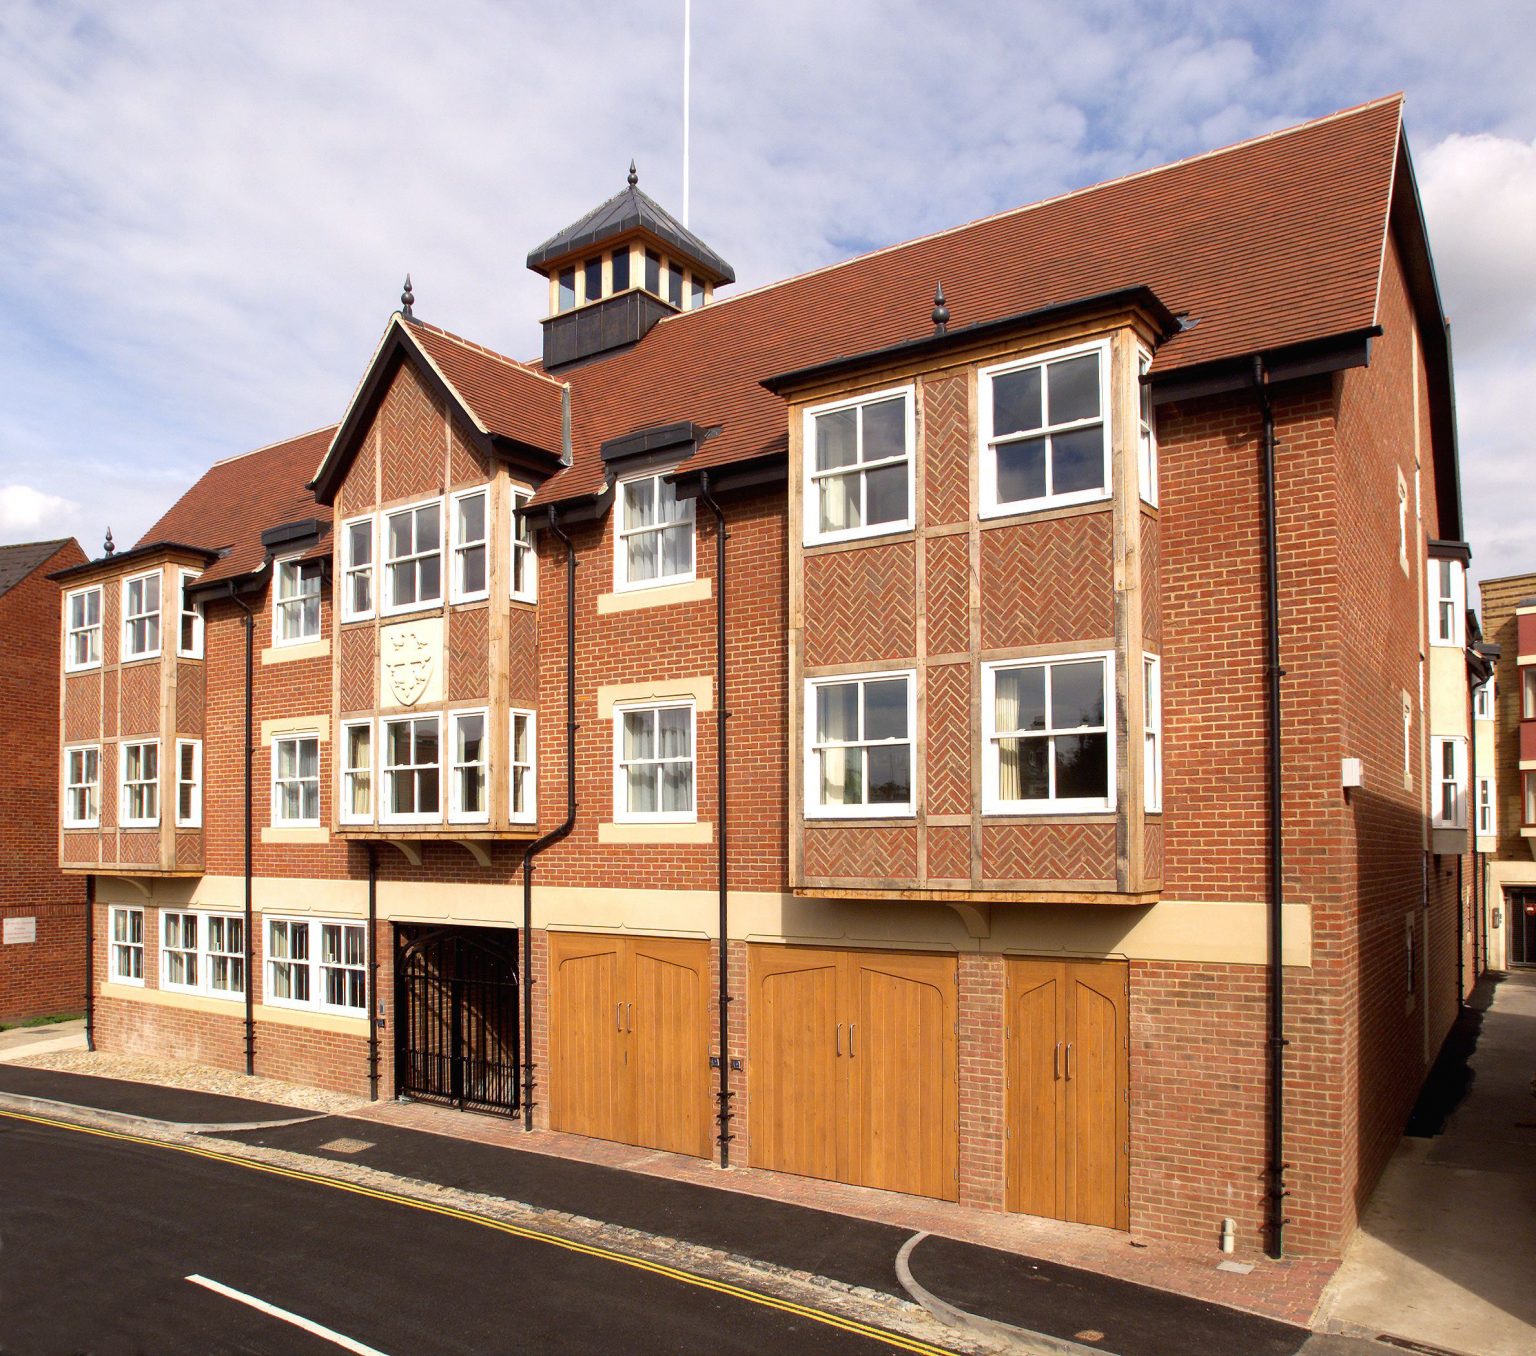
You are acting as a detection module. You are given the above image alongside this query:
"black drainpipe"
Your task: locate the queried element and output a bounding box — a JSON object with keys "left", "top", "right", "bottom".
{"left": 697, "top": 471, "right": 733, "bottom": 1167}
{"left": 1255, "top": 356, "right": 1289, "bottom": 1259}
{"left": 520, "top": 507, "right": 578, "bottom": 1130}
{"left": 226, "top": 582, "right": 256, "bottom": 1076}
{"left": 367, "top": 844, "right": 380, "bottom": 1100}
{"left": 84, "top": 875, "right": 96, "bottom": 1051}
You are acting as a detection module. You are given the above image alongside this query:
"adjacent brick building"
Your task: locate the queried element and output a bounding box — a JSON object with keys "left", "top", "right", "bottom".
{"left": 54, "top": 95, "right": 1485, "bottom": 1259}
{"left": 1, "top": 536, "right": 86, "bottom": 1021}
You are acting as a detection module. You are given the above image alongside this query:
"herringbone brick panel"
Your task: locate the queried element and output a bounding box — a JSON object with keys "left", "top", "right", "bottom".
{"left": 803, "top": 824, "right": 919, "bottom": 881}
{"left": 1144, "top": 820, "right": 1164, "bottom": 881}
{"left": 380, "top": 365, "right": 446, "bottom": 504}
{"left": 926, "top": 662, "right": 971, "bottom": 817}
{"left": 508, "top": 609, "right": 540, "bottom": 707}
{"left": 176, "top": 832, "right": 203, "bottom": 869}
{"left": 99, "top": 745, "right": 117, "bottom": 829}
{"left": 448, "top": 606, "right": 490, "bottom": 701}
{"left": 120, "top": 831, "right": 157, "bottom": 866}
{"left": 1141, "top": 514, "right": 1162, "bottom": 646}
{"left": 804, "top": 543, "right": 915, "bottom": 668}
{"left": 448, "top": 420, "right": 485, "bottom": 487}
{"left": 119, "top": 664, "right": 159, "bottom": 737}
{"left": 64, "top": 672, "right": 100, "bottom": 743}
{"left": 981, "top": 820, "right": 1116, "bottom": 882}
{"left": 176, "top": 666, "right": 205, "bottom": 736}
{"left": 927, "top": 824, "right": 971, "bottom": 882}
{"left": 923, "top": 373, "right": 970, "bottom": 528}
{"left": 979, "top": 515, "right": 1113, "bottom": 650}
{"left": 337, "top": 437, "right": 375, "bottom": 518}
{"left": 101, "top": 669, "right": 118, "bottom": 738}
{"left": 925, "top": 534, "right": 970, "bottom": 658}
{"left": 338, "top": 627, "right": 377, "bottom": 713}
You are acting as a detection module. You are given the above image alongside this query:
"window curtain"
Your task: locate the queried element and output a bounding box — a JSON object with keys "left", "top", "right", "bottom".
{"left": 817, "top": 686, "right": 855, "bottom": 805}
{"left": 995, "top": 671, "right": 1022, "bottom": 801}
{"left": 659, "top": 708, "right": 691, "bottom": 812}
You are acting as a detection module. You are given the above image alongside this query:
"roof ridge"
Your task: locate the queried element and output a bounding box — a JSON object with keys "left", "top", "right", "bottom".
{"left": 660, "top": 94, "right": 1406, "bottom": 323}
{"left": 408, "top": 318, "right": 569, "bottom": 389}
{"left": 0, "top": 536, "right": 71, "bottom": 550}
{"left": 211, "top": 423, "right": 340, "bottom": 468}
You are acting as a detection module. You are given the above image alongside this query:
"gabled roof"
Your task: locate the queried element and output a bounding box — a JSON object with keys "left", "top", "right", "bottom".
{"left": 139, "top": 426, "right": 337, "bottom": 588}
{"left": 526, "top": 95, "right": 1412, "bottom": 507}
{"left": 0, "top": 538, "right": 73, "bottom": 599}
{"left": 526, "top": 172, "right": 736, "bottom": 283}
{"left": 310, "top": 314, "right": 566, "bottom": 504}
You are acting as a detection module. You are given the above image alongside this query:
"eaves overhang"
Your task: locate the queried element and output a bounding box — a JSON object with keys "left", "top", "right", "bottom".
{"left": 49, "top": 540, "right": 218, "bottom": 583}
{"left": 1146, "top": 326, "right": 1382, "bottom": 406}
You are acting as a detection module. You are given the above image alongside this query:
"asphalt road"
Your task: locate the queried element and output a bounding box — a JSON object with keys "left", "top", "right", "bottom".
{"left": 0, "top": 1115, "right": 948, "bottom": 1356}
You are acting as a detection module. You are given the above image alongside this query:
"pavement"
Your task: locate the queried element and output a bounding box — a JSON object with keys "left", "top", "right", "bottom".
{"left": 0, "top": 1060, "right": 1393, "bottom": 1356}
{"left": 0, "top": 1016, "right": 87, "bottom": 1062}
{"left": 1316, "top": 968, "right": 1536, "bottom": 1356}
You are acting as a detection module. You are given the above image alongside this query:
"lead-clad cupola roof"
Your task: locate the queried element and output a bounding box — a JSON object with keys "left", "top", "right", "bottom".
{"left": 526, "top": 161, "right": 735, "bottom": 285}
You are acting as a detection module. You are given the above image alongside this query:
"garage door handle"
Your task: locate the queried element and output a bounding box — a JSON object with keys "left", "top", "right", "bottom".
{"left": 836, "top": 1022, "right": 843, "bottom": 1056}
{"left": 849, "top": 1023, "right": 856, "bottom": 1058}
{"left": 1055, "top": 1041, "right": 1062, "bottom": 1079}
{"left": 616, "top": 1003, "right": 623, "bottom": 1032}
{"left": 627, "top": 1003, "right": 633, "bottom": 1033}
{"left": 1066, "top": 1042, "right": 1074, "bottom": 1080}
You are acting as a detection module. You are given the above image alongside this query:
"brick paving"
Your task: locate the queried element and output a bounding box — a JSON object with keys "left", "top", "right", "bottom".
{"left": 349, "top": 1098, "right": 1337, "bottom": 1328}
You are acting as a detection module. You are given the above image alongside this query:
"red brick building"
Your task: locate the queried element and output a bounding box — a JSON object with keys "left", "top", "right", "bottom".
{"left": 55, "top": 96, "right": 1484, "bottom": 1259}
{"left": 1, "top": 536, "right": 86, "bottom": 1021}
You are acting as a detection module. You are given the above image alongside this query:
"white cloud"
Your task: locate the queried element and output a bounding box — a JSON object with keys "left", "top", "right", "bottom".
{"left": 0, "top": 483, "right": 75, "bottom": 534}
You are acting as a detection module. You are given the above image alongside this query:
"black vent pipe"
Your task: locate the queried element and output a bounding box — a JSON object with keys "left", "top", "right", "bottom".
{"left": 226, "top": 581, "right": 257, "bottom": 1077}
{"left": 1255, "top": 356, "right": 1289, "bottom": 1259}
{"left": 697, "top": 471, "right": 733, "bottom": 1167}
{"left": 367, "top": 843, "right": 380, "bottom": 1100}
{"left": 520, "top": 508, "right": 578, "bottom": 1130}
{"left": 84, "top": 874, "right": 95, "bottom": 1052}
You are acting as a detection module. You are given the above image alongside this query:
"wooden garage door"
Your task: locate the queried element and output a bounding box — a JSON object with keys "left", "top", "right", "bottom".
{"left": 548, "top": 932, "right": 711, "bottom": 1158}
{"left": 748, "top": 945, "right": 957, "bottom": 1201}
{"left": 1005, "top": 957, "right": 1128, "bottom": 1229}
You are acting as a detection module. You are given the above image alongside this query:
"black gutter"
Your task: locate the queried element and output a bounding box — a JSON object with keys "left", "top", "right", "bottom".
{"left": 367, "top": 844, "right": 380, "bottom": 1100}
{"left": 520, "top": 508, "right": 579, "bottom": 1130}
{"left": 84, "top": 875, "right": 95, "bottom": 1052}
{"left": 1255, "top": 356, "right": 1289, "bottom": 1259}
{"left": 226, "top": 582, "right": 257, "bottom": 1077}
{"left": 697, "top": 471, "right": 733, "bottom": 1167}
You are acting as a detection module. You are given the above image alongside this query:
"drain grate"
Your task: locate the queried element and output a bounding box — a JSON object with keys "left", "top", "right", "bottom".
{"left": 318, "top": 1137, "right": 375, "bottom": 1155}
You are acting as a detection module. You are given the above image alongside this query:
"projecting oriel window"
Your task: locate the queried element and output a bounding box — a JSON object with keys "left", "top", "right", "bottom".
{"left": 383, "top": 498, "right": 443, "bottom": 614}
{"left": 177, "top": 569, "right": 204, "bottom": 657}
{"left": 450, "top": 487, "right": 489, "bottom": 603}
{"left": 449, "top": 709, "right": 489, "bottom": 824}
{"left": 340, "top": 720, "right": 373, "bottom": 824}
{"left": 122, "top": 571, "right": 161, "bottom": 660}
{"left": 64, "top": 745, "right": 100, "bottom": 828}
{"left": 65, "top": 586, "right": 101, "bottom": 671}
{"left": 510, "top": 710, "right": 536, "bottom": 823}
{"left": 805, "top": 672, "right": 914, "bottom": 818}
{"left": 382, "top": 714, "right": 441, "bottom": 823}
{"left": 982, "top": 654, "right": 1114, "bottom": 813}
{"left": 176, "top": 739, "right": 202, "bottom": 828}
{"left": 120, "top": 740, "right": 160, "bottom": 827}
{"left": 341, "top": 516, "right": 375, "bottom": 621}
{"left": 1137, "top": 350, "right": 1158, "bottom": 506}
{"left": 1144, "top": 654, "right": 1163, "bottom": 812}
{"left": 510, "top": 486, "right": 537, "bottom": 603}
{"left": 1430, "top": 558, "right": 1463, "bottom": 647}
{"left": 803, "top": 386, "right": 913, "bottom": 546}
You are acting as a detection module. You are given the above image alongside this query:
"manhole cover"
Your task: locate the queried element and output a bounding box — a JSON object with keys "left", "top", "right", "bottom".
{"left": 318, "top": 1137, "right": 375, "bottom": 1154}
{"left": 1074, "top": 1332, "right": 1106, "bottom": 1344}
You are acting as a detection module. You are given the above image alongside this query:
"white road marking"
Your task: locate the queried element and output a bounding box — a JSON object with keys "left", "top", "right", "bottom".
{"left": 186, "top": 1274, "right": 391, "bottom": 1356}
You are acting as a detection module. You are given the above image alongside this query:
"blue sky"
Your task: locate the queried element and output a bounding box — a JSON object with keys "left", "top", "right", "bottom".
{"left": 2, "top": 1, "right": 1533, "bottom": 581}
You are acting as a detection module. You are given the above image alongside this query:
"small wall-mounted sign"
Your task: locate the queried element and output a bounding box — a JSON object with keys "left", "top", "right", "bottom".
{"left": 3, "top": 917, "right": 37, "bottom": 945}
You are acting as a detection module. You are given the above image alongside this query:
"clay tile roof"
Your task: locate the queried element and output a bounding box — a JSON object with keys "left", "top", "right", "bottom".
{"left": 138, "top": 426, "right": 337, "bottom": 588}
{"left": 405, "top": 319, "right": 566, "bottom": 457}
{"left": 0, "top": 538, "right": 73, "bottom": 599}
{"left": 528, "top": 95, "right": 1405, "bottom": 506}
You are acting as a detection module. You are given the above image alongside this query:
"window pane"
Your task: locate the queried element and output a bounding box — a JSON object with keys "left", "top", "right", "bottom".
{"left": 462, "top": 545, "right": 486, "bottom": 595}
{"left": 867, "top": 746, "right": 910, "bottom": 805}
{"left": 623, "top": 710, "right": 654, "bottom": 762}
{"left": 667, "top": 263, "right": 683, "bottom": 307}
{"left": 1047, "top": 353, "right": 1100, "bottom": 423}
{"left": 388, "top": 512, "right": 412, "bottom": 559}
{"left": 457, "top": 714, "right": 484, "bottom": 761}
{"left": 816, "top": 683, "right": 858, "bottom": 743}
{"left": 996, "top": 667, "right": 1046, "bottom": 733}
{"left": 658, "top": 523, "right": 690, "bottom": 578}
{"left": 661, "top": 760, "right": 692, "bottom": 813}
{"left": 818, "top": 471, "right": 858, "bottom": 534}
{"left": 1056, "top": 733, "right": 1109, "bottom": 799}
{"left": 1051, "top": 661, "right": 1105, "bottom": 729}
{"left": 864, "top": 463, "right": 907, "bottom": 526}
{"left": 611, "top": 249, "right": 630, "bottom": 292}
{"left": 815, "top": 408, "right": 857, "bottom": 471}
{"left": 863, "top": 679, "right": 908, "bottom": 741}
{"left": 626, "top": 530, "right": 658, "bottom": 583}
{"left": 558, "top": 268, "right": 575, "bottom": 310}
{"left": 627, "top": 763, "right": 657, "bottom": 814}
{"left": 820, "top": 748, "right": 862, "bottom": 805}
{"left": 1052, "top": 426, "right": 1105, "bottom": 496}
{"left": 995, "top": 437, "right": 1047, "bottom": 503}
{"left": 862, "top": 398, "right": 906, "bottom": 461}
{"left": 349, "top": 520, "right": 372, "bottom": 564}
{"left": 644, "top": 250, "right": 661, "bottom": 293}
{"left": 416, "top": 503, "right": 439, "bottom": 545}
{"left": 457, "top": 492, "right": 485, "bottom": 543}
{"left": 299, "top": 739, "right": 318, "bottom": 778}
{"left": 1019, "top": 738, "right": 1050, "bottom": 799}
{"left": 584, "top": 257, "right": 602, "bottom": 301}
{"left": 623, "top": 479, "right": 656, "bottom": 530}
{"left": 415, "top": 722, "right": 438, "bottom": 766}
{"left": 992, "top": 367, "right": 1042, "bottom": 435}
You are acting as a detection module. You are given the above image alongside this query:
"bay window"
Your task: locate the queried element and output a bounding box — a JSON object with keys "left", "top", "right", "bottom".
{"left": 804, "top": 387, "right": 913, "bottom": 545}
{"left": 1137, "top": 349, "right": 1158, "bottom": 506}
{"left": 122, "top": 571, "right": 161, "bottom": 660}
{"left": 510, "top": 709, "right": 536, "bottom": 823}
{"left": 450, "top": 487, "right": 488, "bottom": 603}
{"left": 1477, "top": 776, "right": 1495, "bottom": 836}
{"left": 383, "top": 498, "right": 443, "bottom": 614}
{"left": 382, "top": 714, "right": 440, "bottom": 823}
{"left": 615, "top": 701, "right": 695, "bottom": 821}
{"left": 510, "top": 487, "right": 536, "bottom": 602}
{"left": 177, "top": 569, "right": 204, "bottom": 657}
{"left": 65, "top": 586, "right": 101, "bottom": 670}
{"left": 616, "top": 473, "right": 694, "bottom": 589}
{"left": 1430, "top": 558, "right": 1464, "bottom": 647}
{"left": 341, "top": 516, "right": 375, "bottom": 621}
{"left": 805, "top": 672, "right": 914, "bottom": 817}
{"left": 120, "top": 740, "right": 160, "bottom": 826}
{"left": 64, "top": 745, "right": 100, "bottom": 828}
{"left": 1144, "top": 654, "right": 1163, "bottom": 812}
{"left": 983, "top": 654, "right": 1113, "bottom": 813}
{"left": 176, "top": 738, "right": 202, "bottom": 828}
{"left": 340, "top": 720, "right": 373, "bottom": 824}
{"left": 449, "top": 709, "right": 489, "bottom": 823}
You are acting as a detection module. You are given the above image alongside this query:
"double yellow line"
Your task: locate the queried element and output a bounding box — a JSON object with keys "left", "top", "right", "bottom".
{"left": 2, "top": 1109, "right": 957, "bottom": 1356}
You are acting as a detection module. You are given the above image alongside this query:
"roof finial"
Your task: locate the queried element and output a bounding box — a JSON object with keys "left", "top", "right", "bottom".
{"left": 400, "top": 274, "right": 415, "bottom": 320}
{"left": 102, "top": 527, "right": 115, "bottom": 557}
{"left": 932, "top": 282, "right": 950, "bottom": 335}
{"left": 627, "top": 159, "right": 638, "bottom": 188}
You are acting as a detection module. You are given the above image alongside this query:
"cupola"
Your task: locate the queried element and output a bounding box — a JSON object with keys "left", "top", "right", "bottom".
{"left": 526, "top": 161, "right": 735, "bottom": 371}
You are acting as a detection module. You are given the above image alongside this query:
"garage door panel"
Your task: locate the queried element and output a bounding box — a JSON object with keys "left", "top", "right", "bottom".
{"left": 631, "top": 940, "right": 711, "bottom": 1159}
{"left": 548, "top": 935, "right": 627, "bottom": 1144}
{"left": 1066, "top": 965, "right": 1128, "bottom": 1230}
{"left": 1006, "top": 964, "right": 1062, "bottom": 1219}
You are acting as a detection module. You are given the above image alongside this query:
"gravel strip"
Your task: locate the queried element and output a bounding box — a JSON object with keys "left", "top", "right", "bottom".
{"left": 7, "top": 1050, "right": 365, "bottom": 1117}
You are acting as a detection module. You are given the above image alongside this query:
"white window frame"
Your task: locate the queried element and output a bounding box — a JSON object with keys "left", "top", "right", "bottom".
{"left": 340, "top": 514, "right": 376, "bottom": 622}
{"left": 63, "top": 744, "right": 100, "bottom": 828}
{"left": 175, "top": 738, "right": 202, "bottom": 829}
{"left": 119, "top": 739, "right": 160, "bottom": 827}
{"left": 121, "top": 570, "right": 162, "bottom": 661}
{"left": 1429, "top": 558, "right": 1464, "bottom": 648}
{"left": 160, "top": 910, "right": 202, "bottom": 994}
{"left": 614, "top": 471, "right": 696, "bottom": 591}
{"left": 613, "top": 699, "right": 698, "bottom": 823}
{"left": 1144, "top": 653, "right": 1162, "bottom": 812}
{"left": 803, "top": 670, "right": 917, "bottom": 820}
{"left": 265, "top": 916, "right": 368, "bottom": 1017}
{"left": 510, "top": 485, "right": 537, "bottom": 603}
{"left": 449, "top": 486, "right": 490, "bottom": 605}
{"left": 1473, "top": 681, "right": 1493, "bottom": 721}
{"left": 981, "top": 652, "right": 1117, "bottom": 815}
{"left": 108, "top": 905, "right": 144, "bottom": 985}
{"left": 1403, "top": 697, "right": 1414, "bottom": 788}
{"left": 801, "top": 384, "right": 915, "bottom": 547}
{"left": 64, "top": 585, "right": 102, "bottom": 672}
{"left": 380, "top": 713, "right": 443, "bottom": 825}
{"left": 979, "top": 339, "right": 1112, "bottom": 519}
{"left": 381, "top": 495, "right": 444, "bottom": 617}
{"left": 339, "top": 718, "right": 374, "bottom": 826}
{"left": 1525, "top": 771, "right": 1536, "bottom": 827}
{"left": 1523, "top": 669, "right": 1536, "bottom": 721}
{"left": 1137, "top": 349, "right": 1158, "bottom": 506}
{"left": 448, "top": 707, "right": 491, "bottom": 825}
{"left": 176, "top": 568, "right": 204, "bottom": 658}
{"left": 159, "top": 910, "right": 246, "bottom": 1000}
{"left": 271, "top": 554, "right": 323, "bottom": 646}
{"left": 1477, "top": 775, "right": 1495, "bottom": 837}
{"left": 1430, "top": 735, "right": 1468, "bottom": 829}
{"left": 510, "top": 708, "right": 536, "bottom": 824}
{"left": 271, "top": 732, "right": 321, "bottom": 827}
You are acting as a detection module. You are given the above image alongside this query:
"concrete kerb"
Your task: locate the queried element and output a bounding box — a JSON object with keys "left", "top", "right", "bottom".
{"left": 0, "top": 1090, "right": 325, "bottom": 1136}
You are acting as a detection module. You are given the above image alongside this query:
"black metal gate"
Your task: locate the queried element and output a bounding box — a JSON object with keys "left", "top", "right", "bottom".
{"left": 395, "top": 925, "right": 520, "bottom": 1115}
